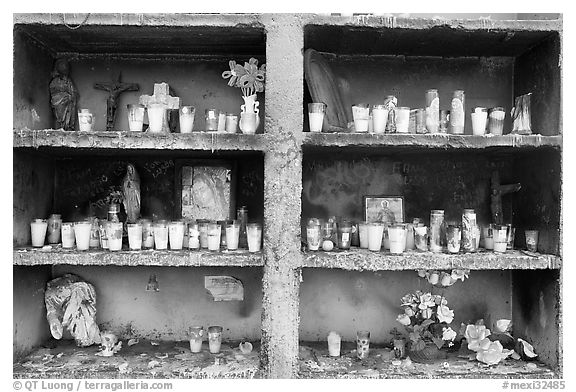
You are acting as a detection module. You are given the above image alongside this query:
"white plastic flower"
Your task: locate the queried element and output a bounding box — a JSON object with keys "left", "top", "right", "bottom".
{"left": 417, "top": 269, "right": 429, "bottom": 278}
{"left": 440, "top": 272, "right": 453, "bottom": 287}
{"left": 404, "top": 307, "right": 415, "bottom": 317}
{"left": 396, "top": 314, "right": 411, "bottom": 326}
{"left": 418, "top": 293, "right": 435, "bottom": 309}
{"left": 476, "top": 341, "right": 514, "bottom": 365}
{"left": 442, "top": 327, "right": 457, "bottom": 341}
{"left": 437, "top": 304, "right": 455, "bottom": 324}
{"left": 428, "top": 271, "right": 440, "bottom": 285}
{"left": 421, "top": 308, "right": 433, "bottom": 319}
{"left": 451, "top": 269, "right": 470, "bottom": 282}
{"left": 465, "top": 324, "right": 492, "bottom": 352}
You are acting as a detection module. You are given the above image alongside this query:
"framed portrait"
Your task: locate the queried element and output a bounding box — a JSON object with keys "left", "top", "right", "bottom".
{"left": 175, "top": 160, "right": 237, "bottom": 221}
{"left": 363, "top": 196, "right": 405, "bottom": 225}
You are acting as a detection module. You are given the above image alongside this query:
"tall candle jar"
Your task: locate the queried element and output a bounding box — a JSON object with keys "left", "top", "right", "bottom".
{"left": 327, "top": 331, "right": 341, "bottom": 357}
{"left": 30, "top": 219, "right": 48, "bottom": 247}
{"left": 77, "top": 109, "right": 94, "bottom": 132}
{"left": 47, "top": 214, "right": 62, "bottom": 244}
{"left": 207, "top": 222, "right": 221, "bottom": 251}
{"left": 356, "top": 330, "right": 371, "bottom": 360}
{"left": 471, "top": 107, "right": 488, "bottom": 135}
{"left": 61, "top": 222, "right": 75, "bottom": 248}
{"left": 446, "top": 225, "right": 461, "bottom": 253}
{"left": 493, "top": 225, "right": 508, "bottom": 253}
{"left": 461, "top": 209, "right": 477, "bottom": 252}
{"left": 217, "top": 111, "right": 227, "bottom": 132}
{"left": 127, "top": 104, "right": 145, "bottom": 132}
{"left": 106, "top": 222, "right": 123, "bottom": 251}
{"left": 208, "top": 326, "right": 223, "bottom": 354}
{"left": 525, "top": 230, "right": 539, "bottom": 252}
{"left": 197, "top": 219, "right": 210, "bottom": 249}
{"left": 430, "top": 210, "right": 445, "bottom": 253}
{"left": 395, "top": 107, "right": 410, "bottom": 133}
{"left": 153, "top": 221, "right": 169, "bottom": 250}
{"left": 449, "top": 90, "right": 465, "bottom": 134}
{"left": 89, "top": 217, "right": 100, "bottom": 248}
{"left": 226, "top": 221, "right": 240, "bottom": 250}
{"left": 225, "top": 113, "right": 238, "bottom": 133}
{"left": 488, "top": 107, "right": 506, "bottom": 135}
{"left": 205, "top": 109, "right": 218, "bottom": 132}
{"left": 188, "top": 222, "right": 200, "bottom": 250}
{"left": 425, "top": 89, "right": 440, "bottom": 133}
{"left": 247, "top": 223, "right": 262, "bottom": 252}
{"left": 147, "top": 103, "right": 167, "bottom": 133}
{"left": 372, "top": 104, "right": 388, "bottom": 134}
{"left": 414, "top": 225, "right": 428, "bottom": 252}
{"left": 358, "top": 221, "right": 369, "bottom": 249}
{"left": 308, "top": 103, "right": 327, "bottom": 133}
{"left": 139, "top": 219, "right": 154, "bottom": 249}
{"left": 439, "top": 110, "right": 450, "bottom": 133}
{"left": 168, "top": 221, "right": 185, "bottom": 250}
{"left": 189, "top": 326, "right": 204, "bottom": 353}
{"left": 74, "top": 221, "right": 92, "bottom": 251}
{"left": 98, "top": 219, "right": 109, "bottom": 249}
{"left": 367, "top": 222, "right": 384, "bottom": 252}
{"left": 307, "top": 218, "right": 321, "bottom": 251}
{"left": 482, "top": 223, "right": 494, "bottom": 250}
{"left": 352, "top": 103, "right": 370, "bottom": 133}
{"left": 384, "top": 95, "right": 397, "bottom": 133}
{"left": 388, "top": 224, "right": 407, "bottom": 254}
{"left": 217, "top": 220, "right": 230, "bottom": 247}
{"left": 337, "top": 220, "right": 352, "bottom": 250}
{"left": 179, "top": 105, "right": 195, "bottom": 133}
{"left": 405, "top": 222, "right": 415, "bottom": 251}
{"left": 506, "top": 224, "right": 516, "bottom": 250}
{"left": 127, "top": 223, "right": 143, "bottom": 250}
{"left": 237, "top": 206, "right": 248, "bottom": 249}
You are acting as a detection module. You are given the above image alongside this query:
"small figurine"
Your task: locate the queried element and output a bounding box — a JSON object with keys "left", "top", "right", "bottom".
{"left": 97, "top": 331, "right": 122, "bottom": 357}
{"left": 122, "top": 163, "right": 141, "bottom": 223}
{"left": 94, "top": 73, "right": 139, "bottom": 131}
{"left": 49, "top": 58, "right": 78, "bottom": 131}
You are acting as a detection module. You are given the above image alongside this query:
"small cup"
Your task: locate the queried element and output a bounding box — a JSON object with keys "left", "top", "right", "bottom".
{"left": 127, "top": 223, "right": 143, "bottom": 250}
{"left": 327, "top": 331, "right": 341, "bottom": 357}
{"left": 356, "top": 330, "right": 371, "bottom": 360}
{"left": 153, "top": 221, "right": 169, "bottom": 250}
{"left": 352, "top": 104, "right": 370, "bottom": 133}
{"left": 127, "top": 104, "right": 145, "bottom": 132}
{"left": 471, "top": 107, "right": 488, "bottom": 135}
{"left": 247, "top": 223, "right": 262, "bottom": 252}
{"left": 106, "top": 222, "right": 123, "bottom": 251}
{"left": 525, "top": 230, "right": 539, "bottom": 252}
{"left": 226, "top": 221, "right": 240, "bottom": 250}
{"left": 77, "top": 109, "right": 93, "bottom": 132}
{"left": 30, "top": 219, "right": 48, "bottom": 247}
{"left": 189, "top": 326, "right": 204, "bottom": 353}
{"left": 208, "top": 326, "right": 223, "bottom": 354}
{"left": 61, "top": 222, "right": 75, "bottom": 249}
{"left": 168, "top": 221, "right": 185, "bottom": 250}
{"left": 225, "top": 113, "right": 238, "bottom": 133}
{"left": 372, "top": 104, "right": 388, "bottom": 134}
{"left": 367, "top": 222, "right": 384, "bottom": 252}
{"left": 179, "top": 106, "right": 195, "bottom": 133}
{"left": 395, "top": 107, "right": 410, "bottom": 133}
{"left": 74, "top": 221, "right": 92, "bottom": 251}
{"left": 207, "top": 222, "right": 221, "bottom": 252}
{"left": 308, "top": 103, "right": 327, "bottom": 133}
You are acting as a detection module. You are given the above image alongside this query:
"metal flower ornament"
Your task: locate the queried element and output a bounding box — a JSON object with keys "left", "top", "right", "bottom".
{"left": 222, "top": 58, "right": 266, "bottom": 97}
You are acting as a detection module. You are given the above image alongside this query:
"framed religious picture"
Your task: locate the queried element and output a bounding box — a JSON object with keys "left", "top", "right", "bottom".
{"left": 175, "top": 160, "right": 237, "bottom": 221}
{"left": 363, "top": 196, "right": 405, "bottom": 225}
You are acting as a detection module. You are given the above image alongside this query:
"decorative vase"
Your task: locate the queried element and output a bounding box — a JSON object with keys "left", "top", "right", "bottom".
{"left": 239, "top": 112, "right": 260, "bottom": 135}
{"left": 241, "top": 94, "right": 260, "bottom": 114}
{"left": 409, "top": 341, "right": 447, "bottom": 364}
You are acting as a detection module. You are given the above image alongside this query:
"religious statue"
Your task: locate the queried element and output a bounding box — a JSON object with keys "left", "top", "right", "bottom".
{"left": 122, "top": 163, "right": 141, "bottom": 223}
{"left": 49, "top": 58, "right": 78, "bottom": 131}
{"left": 94, "top": 73, "right": 139, "bottom": 131}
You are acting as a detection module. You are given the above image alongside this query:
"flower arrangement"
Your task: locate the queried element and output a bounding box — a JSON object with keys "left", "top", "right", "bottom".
{"left": 396, "top": 269, "right": 470, "bottom": 353}
{"left": 222, "top": 58, "right": 266, "bottom": 97}
{"left": 464, "top": 324, "right": 514, "bottom": 365}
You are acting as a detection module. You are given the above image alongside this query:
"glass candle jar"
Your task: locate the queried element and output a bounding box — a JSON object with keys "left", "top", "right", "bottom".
{"left": 471, "top": 107, "right": 488, "bottom": 135}
{"left": 47, "top": 214, "right": 62, "bottom": 244}
{"left": 153, "top": 221, "right": 169, "bottom": 250}
{"left": 395, "top": 107, "right": 410, "bottom": 133}
{"left": 461, "top": 209, "right": 477, "bottom": 252}
{"left": 506, "top": 224, "right": 516, "bottom": 250}
{"left": 482, "top": 223, "right": 494, "bottom": 250}
{"left": 405, "top": 222, "right": 415, "bottom": 251}
{"left": 139, "top": 219, "right": 154, "bottom": 249}
{"left": 77, "top": 109, "right": 93, "bottom": 132}
{"left": 237, "top": 206, "right": 249, "bottom": 249}
{"left": 197, "top": 219, "right": 210, "bottom": 249}
{"left": 367, "top": 222, "right": 384, "bottom": 252}
{"left": 493, "top": 225, "right": 508, "bottom": 253}
{"left": 30, "top": 219, "right": 48, "bottom": 247}
{"left": 217, "top": 111, "right": 227, "bottom": 132}
{"left": 208, "top": 326, "right": 223, "bottom": 354}
{"left": 169, "top": 221, "right": 185, "bottom": 250}
{"left": 89, "top": 217, "right": 100, "bottom": 248}
{"left": 358, "top": 221, "right": 369, "bottom": 249}
{"left": 74, "top": 221, "right": 92, "bottom": 251}
{"left": 179, "top": 105, "right": 195, "bottom": 133}
{"left": 188, "top": 222, "right": 200, "bottom": 250}
{"left": 337, "top": 220, "right": 352, "bottom": 250}
{"left": 207, "top": 222, "right": 221, "bottom": 252}
{"left": 225, "top": 113, "right": 238, "bottom": 133}
{"left": 127, "top": 104, "right": 145, "bottom": 132}
{"left": 414, "top": 225, "right": 428, "bottom": 252}
{"left": 446, "top": 225, "right": 462, "bottom": 253}
{"left": 425, "top": 89, "right": 440, "bottom": 133}
{"left": 106, "top": 222, "right": 123, "bottom": 251}
{"left": 352, "top": 103, "right": 370, "bottom": 133}
{"left": 439, "top": 110, "right": 450, "bottom": 133}
{"left": 372, "top": 104, "right": 388, "bottom": 134}
{"left": 327, "top": 331, "right": 341, "bottom": 357}
{"left": 127, "top": 223, "right": 143, "bottom": 250}
{"left": 488, "top": 107, "right": 505, "bottom": 135}
{"left": 525, "top": 229, "right": 539, "bottom": 252}
{"left": 189, "top": 326, "right": 204, "bottom": 353}
{"left": 388, "top": 224, "right": 407, "bottom": 254}
{"left": 217, "top": 220, "right": 231, "bottom": 247}
{"left": 307, "top": 219, "right": 321, "bottom": 251}
{"left": 429, "top": 210, "right": 445, "bottom": 253}
{"left": 205, "top": 108, "right": 218, "bottom": 132}
{"left": 356, "top": 330, "right": 371, "bottom": 360}
{"left": 226, "top": 221, "right": 240, "bottom": 250}
{"left": 449, "top": 90, "right": 465, "bottom": 134}
{"left": 247, "top": 223, "right": 262, "bottom": 252}
{"left": 98, "top": 219, "right": 109, "bottom": 249}
{"left": 385, "top": 95, "right": 397, "bottom": 133}
{"left": 308, "top": 103, "right": 327, "bottom": 133}
{"left": 147, "top": 103, "right": 167, "bottom": 133}
{"left": 61, "top": 222, "right": 75, "bottom": 249}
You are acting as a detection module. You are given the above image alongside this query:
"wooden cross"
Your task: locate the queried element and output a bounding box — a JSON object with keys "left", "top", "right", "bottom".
{"left": 490, "top": 171, "right": 521, "bottom": 224}
{"left": 94, "top": 73, "right": 139, "bottom": 131}
{"left": 139, "top": 83, "right": 180, "bottom": 133}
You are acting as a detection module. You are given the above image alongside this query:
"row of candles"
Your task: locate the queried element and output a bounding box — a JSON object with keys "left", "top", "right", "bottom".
{"left": 29, "top": 206, "right": 263, "bottom": 253}
{"left": 306, "top": 209, "right": 540, "bottom": 254}
{"left": 308, "top": 89, "right": 507, "bottom": 135}
{"left": 77, "top": 106, "right": 252, "bottom": 134}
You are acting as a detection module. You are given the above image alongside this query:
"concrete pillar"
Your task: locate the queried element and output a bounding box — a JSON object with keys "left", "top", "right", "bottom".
{"left": 260, "top": 14, "right": 304, "bottom": 378}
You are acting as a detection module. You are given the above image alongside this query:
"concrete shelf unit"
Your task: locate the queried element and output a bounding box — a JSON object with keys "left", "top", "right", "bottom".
{"left": 299, "top": 15, "right": 562, "bottom": 379}
{"left": 13, "top": 14, "right": 562, "bottom": 379}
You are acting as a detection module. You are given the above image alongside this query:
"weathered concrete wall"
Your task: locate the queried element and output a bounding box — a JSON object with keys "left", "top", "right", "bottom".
{"left": 13, "top": 266, "right": 52, "bottom": 361}
{"left": 512, "top": 270, "right": 560, "bottom": 371}
{"left": 300, "top": 269, "right": 511, "bottom": 342}
{"left": 68, "top": 57, "right": 264, "bottom": 133}
{"left": 52, "top": 266, "right": 263, "bottom": 341}
{"left": 307, "top": 56, "right": 514, "bottom": 135}
{"left": 13, "top": 151, "right": 54, "bottom": 246}
{"left": 13, "top": 28, "right": 54, "bottom": 130}
{"left": 260, "top": 14, "right": 304, "bottom": 378}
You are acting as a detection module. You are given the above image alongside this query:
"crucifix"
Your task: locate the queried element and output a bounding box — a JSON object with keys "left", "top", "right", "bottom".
{"left": 94, "top": 73, "right": 139, "bottom": 131}
{"left": 490, "top": 171, "right": 521, "bottom": 225}
{"left": 139, "top": 82, "right": 180, "bottom": 133}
